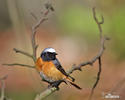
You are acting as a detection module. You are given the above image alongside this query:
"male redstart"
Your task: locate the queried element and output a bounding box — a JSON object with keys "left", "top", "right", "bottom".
{"left": 35, "top": 47, "right": 81, "bottom": 89}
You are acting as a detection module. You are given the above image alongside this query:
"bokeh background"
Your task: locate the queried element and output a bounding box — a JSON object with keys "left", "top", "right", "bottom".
{"left": 0, "top": 0, "right": 125, "bottom": 100}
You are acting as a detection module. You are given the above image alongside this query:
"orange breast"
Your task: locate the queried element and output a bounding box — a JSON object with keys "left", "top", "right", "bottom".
{"left": 35, "top": 57, "right": 65, "bottom": 81}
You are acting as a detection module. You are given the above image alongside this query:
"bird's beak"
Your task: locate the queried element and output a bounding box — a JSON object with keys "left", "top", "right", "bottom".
{"left": 55, "top": 52, "right": 58, "bottom": 55}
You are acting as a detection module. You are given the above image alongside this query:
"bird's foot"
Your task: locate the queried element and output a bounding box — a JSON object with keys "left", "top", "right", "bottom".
{"left": 48, "top": 80, "right": 64, "bottom": 90}
{"left": 48, "top": 83, "right": 59, "bottom": 90}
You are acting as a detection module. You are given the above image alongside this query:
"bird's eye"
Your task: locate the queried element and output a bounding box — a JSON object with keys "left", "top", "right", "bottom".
{"left": 49, "top": 53, "right": 53, "bottom": 57}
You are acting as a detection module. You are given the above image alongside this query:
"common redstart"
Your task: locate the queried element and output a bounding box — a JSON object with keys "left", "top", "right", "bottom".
{"left": 35, "top": 47, "right": 81, "bottom": 89}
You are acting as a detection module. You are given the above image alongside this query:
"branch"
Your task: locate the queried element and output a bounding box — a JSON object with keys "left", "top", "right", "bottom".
{"left": 31, "top": 3, "right": 54, "bottom": 60}
{"left": 3, "top": 63, "right": 35, "bottom": 69}
{"left": 67, "top": 37, "right": 108, "bottom": 75}
{"left": 13, "top": 48, "right": 33, "bottom": 59}
{"left": 35, "top": 87, "right": 57, "bottom": 100}
{"left": 92, "top": 7, "right": 104, "bottom": 39}
{"left": 88, "top": 7, "right": 109, "bottom": 100}
{"left": 31, "top": 7, "right": 50, "bottom": 62}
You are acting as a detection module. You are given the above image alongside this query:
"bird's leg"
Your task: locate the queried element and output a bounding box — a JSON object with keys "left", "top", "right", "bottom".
{"left": 42, "top": 78, "right": 67, "bottom": 90}
{"left": 48, "top": 80, "right": 65, "bottom": 90}
{"left": 41, "top": 79, "right": 59, "bottom": 89}
{"left": 42, "top": 78, "right": 52, "bottom": 84}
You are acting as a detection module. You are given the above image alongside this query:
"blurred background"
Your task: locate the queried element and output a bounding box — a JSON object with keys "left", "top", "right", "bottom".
{"left": 0, "top": 0, "right": 125, "bottom": 100}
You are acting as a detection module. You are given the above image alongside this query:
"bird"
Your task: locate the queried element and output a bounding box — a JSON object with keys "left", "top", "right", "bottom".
{"left": 35, "top": 47, "right": 82, "bottom": 90}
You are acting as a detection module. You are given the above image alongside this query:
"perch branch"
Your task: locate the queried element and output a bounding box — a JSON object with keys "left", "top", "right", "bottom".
{"left": 3, "top": 63, "right": 35, "bottom": 69}
{"left": 35, "top": 87, "right": 57, "bottom": 100}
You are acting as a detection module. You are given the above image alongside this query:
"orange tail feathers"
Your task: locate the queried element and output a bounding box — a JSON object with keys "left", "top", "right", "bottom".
{"left": 66, "top": 77, "right": 82, "bottom": 90}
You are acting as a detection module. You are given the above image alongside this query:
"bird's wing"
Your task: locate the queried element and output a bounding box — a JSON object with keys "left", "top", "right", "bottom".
{"left": 53, "top": 59, "right": 69, "bottom": 77}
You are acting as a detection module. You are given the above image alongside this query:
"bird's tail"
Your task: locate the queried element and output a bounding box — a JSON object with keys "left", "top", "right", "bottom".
{"left": 65, "top": 77, "right": 82, "bottom": 90}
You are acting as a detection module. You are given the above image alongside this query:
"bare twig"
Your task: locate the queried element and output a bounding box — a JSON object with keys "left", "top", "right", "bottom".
{"left": 3, "top": 63, "right": 35, "bottom": 69}
{"left": 88, "top": 7, "right": 108, "bottom": 100}
{"left": 67, "top": 37, "right": 108, "bottom": 75}
{"left": 13, "top": 48, "right": 33, "bottom": 59}
{"left": 89, "top": 57, "right": 102, "bottom": 100}
{"left": 92, "top": 7, "right": 104, "bottom": 39}
{"left": 3, "top": 4, "right": 51, "bottom": 65}
{"left": 31, "top": 8, "right": 49, "bottom": 63}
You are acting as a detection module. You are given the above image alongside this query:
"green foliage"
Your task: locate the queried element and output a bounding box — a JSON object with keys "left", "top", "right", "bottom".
{"left": 111, "top": 7, "right": 125, "bottom": 60}
{"left": 58, "top": 4, "right": 125, "bottom": 60}
{"left": 59, "top": 5, "right": 97, "bottom": 34}
{"left": 58, "top": 5, "right": 110, "bottom": 41}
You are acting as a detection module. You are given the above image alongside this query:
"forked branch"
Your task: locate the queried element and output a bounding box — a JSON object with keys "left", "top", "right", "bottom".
{"left": 88, "top": 7, "right": 109, "bottom": 100}
{"left": 3, "top": 3, "right": 51, "bottom": 67}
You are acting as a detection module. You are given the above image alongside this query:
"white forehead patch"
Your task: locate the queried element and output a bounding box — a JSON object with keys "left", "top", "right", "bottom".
{"left": 44, "top": 48, "right": 56, "bottom": 53}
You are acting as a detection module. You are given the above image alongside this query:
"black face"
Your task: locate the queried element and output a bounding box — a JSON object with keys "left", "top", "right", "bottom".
{"left": 41, "top": 52, "right": 57, "bottom": 61}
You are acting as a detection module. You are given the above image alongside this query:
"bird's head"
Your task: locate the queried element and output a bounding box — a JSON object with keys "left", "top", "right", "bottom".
{"left": 41, "top": 48, "right": 58, "bottom": 61}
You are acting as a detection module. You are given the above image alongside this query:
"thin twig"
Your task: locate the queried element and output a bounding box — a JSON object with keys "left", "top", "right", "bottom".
{"left": 67, "top": 37, "right": 108, "bottom": 75}
{"left": 31, "top": 9, "right": 49, "bottom": 63}
{"left": 88, "top": 7, "right": 108, "bottom": 100}
{"left": 89, "top": 57, "right": 102, "bottom": 100}
{"left": 3, "top": 63, "right": 35, "bottom": 69}
{"left": 92, "top": 7, "right": 104, "bottom": 39}
{"left": 13, "top": 48, "right": 33, "bottom": 59}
